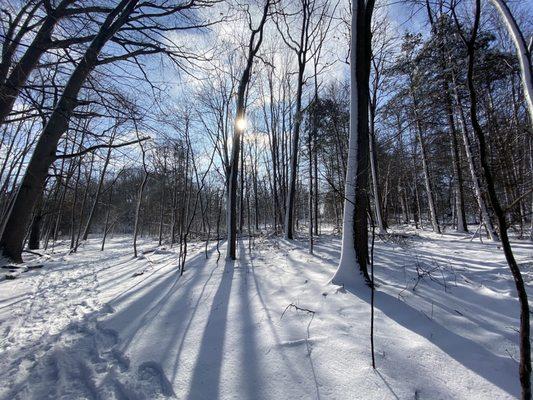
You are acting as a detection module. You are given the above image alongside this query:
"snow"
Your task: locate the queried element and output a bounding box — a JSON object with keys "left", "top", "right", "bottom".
{"left": 1, "top": 229, "right": 531, "bottom": 399}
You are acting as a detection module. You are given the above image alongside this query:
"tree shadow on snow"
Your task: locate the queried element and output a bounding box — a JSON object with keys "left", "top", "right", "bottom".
{"left": 310, "top": 235, "right": 521, "bottom": 397}
{"left": 345, "top": 285, "right": 520, "bottom": 398}
{"left": 186, "top": 258, "right": 235, "bottom": 399}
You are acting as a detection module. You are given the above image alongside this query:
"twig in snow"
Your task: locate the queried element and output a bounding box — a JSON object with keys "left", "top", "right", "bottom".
{"left": 22, "top": 249, "right": 43, "bottom": 257}
{"left": 506, "top": 349, "right": 517, "bottom": 362}
{"left": 281, "top": 303, "right": 316, "bottom": 319}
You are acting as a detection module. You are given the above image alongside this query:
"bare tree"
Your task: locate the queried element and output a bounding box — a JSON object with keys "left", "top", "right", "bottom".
{"left": 0, "top": 0, "right": 217, "bottom": 262}
{"left": 454, "top": 1, "right": 531, "bottom": 397}
{"left": 227, "top": 0, "right": 272, "bottom": 260}
{"left": 276, "top": 0, "right": 333, "bottom": 239}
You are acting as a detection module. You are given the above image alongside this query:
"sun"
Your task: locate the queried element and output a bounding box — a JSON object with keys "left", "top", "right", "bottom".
{"left": 235, "top": 117, "right": 247, "bottom": 131}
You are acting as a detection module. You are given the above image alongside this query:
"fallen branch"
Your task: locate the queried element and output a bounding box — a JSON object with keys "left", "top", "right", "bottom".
{"left": 22, "top": 249, "right": 43, "bottom": 257}
{"left": 281, "top": 303, "right": 316, "bottom": 319}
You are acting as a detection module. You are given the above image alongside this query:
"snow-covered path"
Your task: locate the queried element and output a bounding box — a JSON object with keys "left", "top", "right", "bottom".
{"left": 1, "top": 231, "right": 531, "bottom": 399}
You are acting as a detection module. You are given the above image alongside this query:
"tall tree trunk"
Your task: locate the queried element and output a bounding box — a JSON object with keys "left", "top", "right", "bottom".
{"left": 252, "top": 141, "right": 259, "bottom": 231}
{"left": 73, "top": 153, "right": 95, "bottom": 251}
{"left": 101, "top": 187, "right": 113, "bottom": 251}
{"left": 239, "top": 135, "right": 245, "bottom": 234}
{"left": 411, "top": 142, "right": 422, "bottom": 229}
{"left": 70, "top": 158, "right": 83, "bottom": 250}
{"left": 444, "top": 83, "right": 468, "bottom": 232}
{"left": 308, "top": 128, "right": 314, "bottom": 254}
{"left": 133, "top": 156, "right": 148, "bottom": 258}
{"left": 463, "top": 3, "right": 531, "bottom": 397}
{"left": 284, "top": 67, "right": 304, "bottom": 239}
{"left": 28, "top": 205, "right": 42, "bottom": 250}
{"left": 226, "top": 1, "right": 270, "bottom": 259}
{"left": 410, "top": 89, "right": 440, "bottom": 233}
{"left": 313, "top": 136, "right": 319, "bottom": 235}
{"left": 82, "top": 140, "right": 114, "bottom": 241}
{"left": 331, "top": 0, "right": 374, "bottom": 287}
{"left": 158, "top": 184, "right": 166, "bottom": 246}
{"left": 369, "top": 103, "right": 386, "bottom": 233}
{"left": 452, "top": 75, "right": 499, "bottom": 241}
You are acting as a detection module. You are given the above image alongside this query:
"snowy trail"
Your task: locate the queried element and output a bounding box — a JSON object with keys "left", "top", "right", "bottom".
{"left": 1, "top": 231, "right": 531, "bottom": 399}
{"left": 0, "top": 239, "right": 181, "bottom": 400}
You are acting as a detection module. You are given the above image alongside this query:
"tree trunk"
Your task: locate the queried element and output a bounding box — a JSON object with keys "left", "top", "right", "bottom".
{"left": 313, "top": 136, "right": 319, "bottom": 235}
{"left": 452, "top": 75, "right": 499, "bottom": 241}
{"left": 411, "top": 89, "right": 440, "bottom": 234}
{"left": 133, "top": 141, "right": 148, "bottom": 258}
{"left": 444, "top": 83, "right": 467, "bottom": 232}
{"left": 226, "top": 2, "right": 269, "bottom": 259}
{"left": 464, "top": 4, "right": 531, "bottom": 398}
{"left": 308, "top": 128, "right": 314, "bottom": 254}
{"left": 28, "top": 210, "right": 42, "bottom": 250}
{"left": 133, "top": 171, "right": 148, "bottom": 258}
{"left": 70, "top": 158, "right": 83, "bottom": 250}
{"left": 369, "top": 103, "right": 386, "bottom": 233}
{"left": 239, "top": 136, "right": 245, "bottom": 234}
{"left": 73, "top": 153, "right": 94, "bottom": 251}
{"left": 101, "top": 187, "right": 113, "bottom": 251}
{"left": 158, "top": 183, "right": 166, "bottom": 246}
{"left": 82, "top": 141, "right": 113, "bottom": 241}
{"left": 284, "top": 66, "right": 305, "bottom": 239}
{"left": 253, "top": 144, "right": 259, "bottom": 231}
{"left": 331, "top": 0, "right": 374, "bottom": 287}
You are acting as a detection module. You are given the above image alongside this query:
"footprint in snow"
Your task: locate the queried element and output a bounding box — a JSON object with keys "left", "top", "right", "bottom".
{"left": 137, "top": 361, "right": 176, "bottom": 398}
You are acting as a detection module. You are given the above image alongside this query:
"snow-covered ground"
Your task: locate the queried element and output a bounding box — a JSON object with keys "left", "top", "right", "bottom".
{"left": 1, "top": 229, "right": 531, "bottom": 399}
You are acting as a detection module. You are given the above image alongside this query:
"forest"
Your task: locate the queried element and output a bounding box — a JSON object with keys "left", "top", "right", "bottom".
{"left": 0, "top": 0, "right": 532, "bottom": 399}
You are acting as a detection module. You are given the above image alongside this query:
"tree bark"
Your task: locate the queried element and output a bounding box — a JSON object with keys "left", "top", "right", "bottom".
{"left": 101, "top": 187, "right": 113, "bottom": 251}
{"left": 28, "top": 208, "right": 42, "bottom": 250}
{"left": 313, "top": 135, "right": 319, "bottom": 235}
{"left": 308, "top": 125, "right": 314, "bottom": 254}
{"left": 331, "top": 0, "right": 374, "bottom": 287}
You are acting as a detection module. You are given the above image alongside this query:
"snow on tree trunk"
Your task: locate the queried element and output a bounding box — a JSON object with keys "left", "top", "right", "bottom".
{"left": 227, "top": 114, "right": 242, "bottom": 260}
{"left": 488, "top": 0, "right": 533, "bottom": 123}
{"left": 331, "top": 0, "right": 372, "bottom": 288}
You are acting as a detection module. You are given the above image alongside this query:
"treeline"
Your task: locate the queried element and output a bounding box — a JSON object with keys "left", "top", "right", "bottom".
{"left": 0, "top": 0, "right": 531, "bottom": 262}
